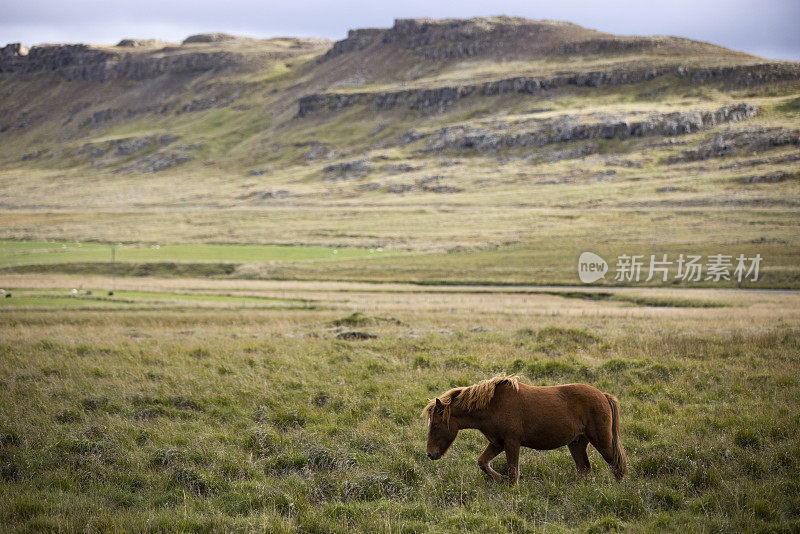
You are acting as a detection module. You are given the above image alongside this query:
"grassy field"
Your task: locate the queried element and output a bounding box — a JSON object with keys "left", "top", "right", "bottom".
{"left": 0, "top": 287, "right": 314, "bottom": 311}
{"left": 1, "top": 275, "right": 798, "bottom": 532}
{"left": 0, "top": 241, "right": 386, "bottom": 266}
{"left": 1, "top": 225, "right": 797, "bottom": 288}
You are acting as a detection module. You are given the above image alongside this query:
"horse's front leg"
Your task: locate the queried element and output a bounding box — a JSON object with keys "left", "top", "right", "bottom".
{"left": 477, "top": 442, "right": 505, "bottom": 483}
{"left": 505, "top": 440, "right": 520, "bottom": 485}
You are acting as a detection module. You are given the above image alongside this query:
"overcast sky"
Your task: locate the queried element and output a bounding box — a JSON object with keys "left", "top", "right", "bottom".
{"left": 2, "top": 0, "right": 798, "bottom": 61}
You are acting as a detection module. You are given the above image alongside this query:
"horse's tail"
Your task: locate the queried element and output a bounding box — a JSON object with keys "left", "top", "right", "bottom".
{"left": 604, "top": 393, "right": 627, "bottom": 481}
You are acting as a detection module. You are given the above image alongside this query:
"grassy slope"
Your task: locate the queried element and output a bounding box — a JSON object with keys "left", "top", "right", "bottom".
{"left": 1, "top": 287, "right": 798, "bottom": 532}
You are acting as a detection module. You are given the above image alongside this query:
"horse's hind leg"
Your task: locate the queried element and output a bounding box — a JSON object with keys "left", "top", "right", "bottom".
{"left": 568, "top": 435, "right": 591, "bottom": 475}
{"left": 477, "top": 442, "right": 505, "bottom": 483}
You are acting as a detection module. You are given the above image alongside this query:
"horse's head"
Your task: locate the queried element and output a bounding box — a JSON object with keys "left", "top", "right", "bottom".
{"left": 425, "top": 397, "right": 459, "bottom": 460}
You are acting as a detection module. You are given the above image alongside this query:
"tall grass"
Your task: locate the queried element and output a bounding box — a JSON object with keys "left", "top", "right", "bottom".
{"left": 1, "top": 294, "right": 798, "bottom": 531}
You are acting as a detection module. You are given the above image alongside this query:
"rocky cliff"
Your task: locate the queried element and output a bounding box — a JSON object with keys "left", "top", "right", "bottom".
{"left": 669, "top": 127, "right": 800, "bottom": 162}
{"left": 320, "top": 17, "right": 733, "bottom": 62}
{"left": 0, "top": 35, "right": 331, "bottom": 83}
{"left": 299, "top": 67, "right": 665, "bottom": 117}
{"left": 320, "top": 29, "right": 384, "bottom": 59}
{"left": 298, "top": 64, "right": 800, "bottom": 117}
{"left": 423, "top": 103, "right": 758, "bottom": 152}
{"left": 0, "top": 42, "right": 249, "bottom": 81}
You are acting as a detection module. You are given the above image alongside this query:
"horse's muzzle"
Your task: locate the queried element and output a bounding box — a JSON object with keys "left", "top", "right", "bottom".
{"left": 427, "top": 452, "right": 441, "bottom": 460}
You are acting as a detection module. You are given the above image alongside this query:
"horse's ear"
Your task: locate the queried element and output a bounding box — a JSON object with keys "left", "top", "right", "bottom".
{"left": 435, "top": 398, "right": 443, "bottom": 409}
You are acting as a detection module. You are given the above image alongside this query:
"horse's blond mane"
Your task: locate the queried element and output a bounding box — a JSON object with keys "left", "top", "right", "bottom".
{"left": 422, "top": 375, "right": 519, "bottom": 426}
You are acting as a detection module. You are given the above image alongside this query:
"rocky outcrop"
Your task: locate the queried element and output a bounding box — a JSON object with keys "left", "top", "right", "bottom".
{"left": 117, "top": 39, "right": 167, "bottom": 48}
{"left": 385, "top": 163, "right": 421, "bottom": 174}
{"left": 298, "top": 67, "right": 668, "bottom": 116}
{"left": 0, "top": 43, "right": 29, "bottom": 71}
{"left": 675, "top": 63, "right": 800, "bottom": 88}
{"left": 379, "top": 18, "right": 493, "bottom": 60}
{"left": 79, "top": 108, "right": 118, "bottom": 128}
{"left": 114, "top": 151, "right": 193, "bottom": 173}
{"left": 21, "top": 148, "right": 49, "bottom": 161}
{"left": 322, "top": 29, "right": 384, "bottom": 60}
{"left": 298, "top": 92, "right": 364, "bottom": 116}
{"left": 67, "top": 134, "right": 183, "bottom": 174}
{"left": 387, "top": 175, "right": 464, "bottom": 194}
{"left": 719, "top": 153, "right": 800, "bottom": 169}
{"left": 319, "top": 17, "right": 727, "bottom": 62}
{"left": 425, "top": 103, "right": 757, "bottom": 152}
{"left": 182, "top": 33, "right": 240, "bottom": 44}
{"left": 2, "top": 44, "right": 118, "bottom": 80}
{"left": 113, "top": 50, "right": 245, "bottom": 81}
{"left": 298, "top": 64, "right": 799, "bottom": 117}
{"left": 72, "top": 134, "right": 180, "bottom": 162}
{"left": 388, "top": 183, "right": 413, "bottom": 194}
{"left": 304, "top": 142, "right": 334, "bottom": 161}
{"left": 553, "top": 37, "right": 684, "bottom": 56}
{"left": 398, "top": 131, "right": 424, "bottom": 145}
{"left": 238, "top": 189, "right": 295, "bottom": 200}
{"left": 357, "top": 182, "right": 382, "bottom": 191}
{"left": 75, "top": 92, "right": 235, "bottom": 128}
{"left": 114, "top": 137, "right": 152, "bottom": 155}
{"left": 541, "top": 143, "right": 598, "bottom": 163}
{"left": 421, "top": 184, "right": 464, "bottom": 193}
{"left": 741, "top": 171, "right": 799, "bottom": 184}
{"left": 0, "top": 42, "right": 245, "bottom": 81}
{"left": 322, "top": 160, "right": 371, "bottom": 180}
{"left": 178, "top": 93, "right": 238, "bottom": 113}
{"left": 0, "top": 43, "right": 28, "bottom": 57}
{"left": 669, "top": 128, "right": 800, "bottom": 162}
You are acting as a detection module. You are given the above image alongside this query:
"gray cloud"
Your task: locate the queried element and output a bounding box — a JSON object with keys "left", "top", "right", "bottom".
{"left": 1, "top": 0, "right": 798, "bottom": 60}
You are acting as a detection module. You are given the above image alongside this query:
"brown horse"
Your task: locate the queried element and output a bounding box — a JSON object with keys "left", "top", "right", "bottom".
{"left": 423, "top": 375, "right": 626, "bottom": 484}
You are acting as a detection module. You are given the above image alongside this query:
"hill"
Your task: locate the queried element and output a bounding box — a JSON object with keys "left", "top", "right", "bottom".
{"left": 0, "top": 17, "right": 799, "bottom": 287}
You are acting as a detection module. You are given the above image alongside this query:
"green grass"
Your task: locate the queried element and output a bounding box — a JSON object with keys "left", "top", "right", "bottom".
{"left": 0, "top": 295, "right": 134, "bottom": 309}
{"left": 0, "top": 240, "right": 391, "bottom": 267}
{"left": 1, "top": 291, "right": 798, "bottom": 532}
{"left": 2, "top": 262, "right": 243, "bottom": 278}
{"left": 0, "top": 288, "right": 315, "bottom": 310}
{"left": 2, "top": 204, "right": 798, "bottom": 288}
{"left": 527, "top": 290, "right": 727, "bottom": 307}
